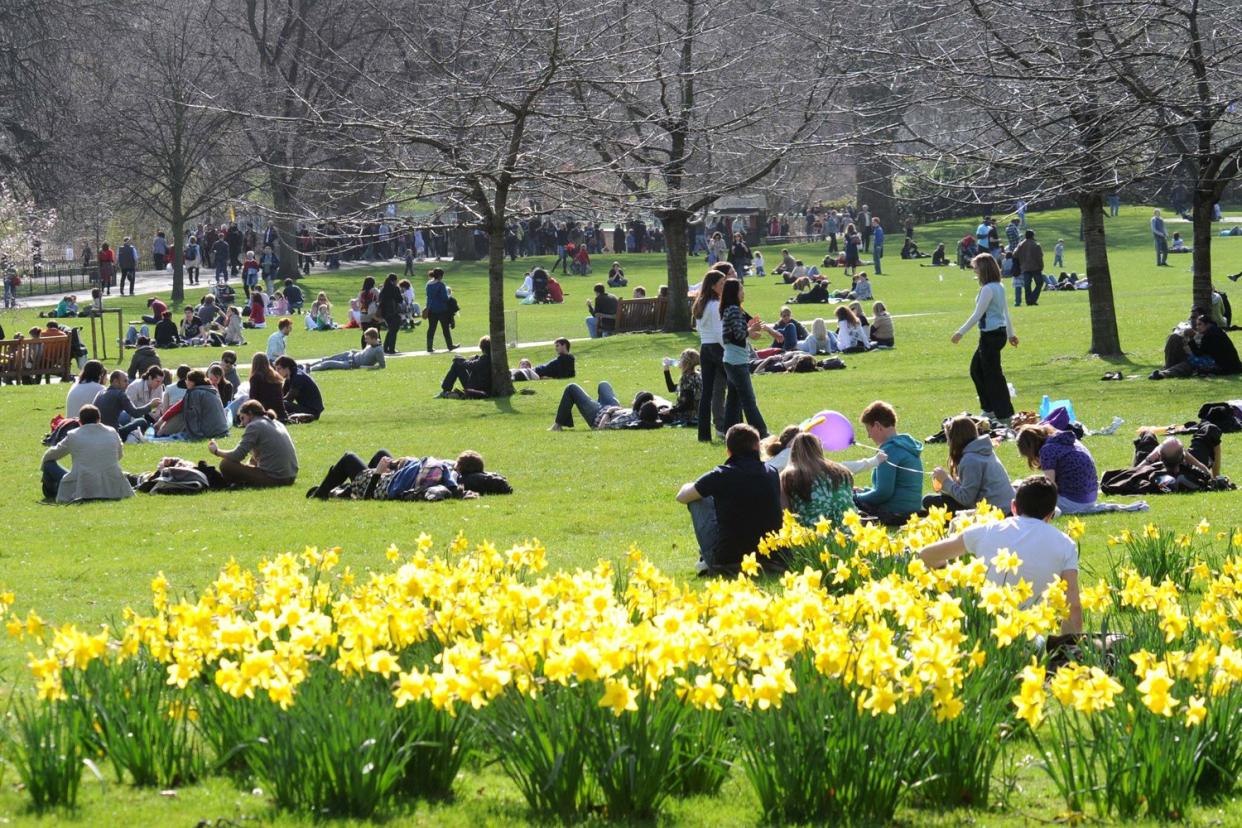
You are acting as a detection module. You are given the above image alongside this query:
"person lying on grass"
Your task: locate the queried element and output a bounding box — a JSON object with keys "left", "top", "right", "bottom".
{"left": 511, "top": 337, "right": 575, "bottom": 382}
{"left": 549, "top": 382, "right": 666, "bottom": 430}
{"left": 307, "top": 328, "right": 387, "bottom": 372}
{"left": 917, "top": 474, "right": 1082, "bottom": 634}
{"left": 306, "top": 449, "right": 511, "bottom": 500}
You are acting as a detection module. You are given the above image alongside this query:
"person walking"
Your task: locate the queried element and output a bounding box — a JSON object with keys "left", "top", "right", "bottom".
{"left": 858, "top": 204, "right": 872, "bottom": 251}
{"left": 152, "top": 231, "right": 169, "bottom": 272}
{"left": 211, "top": 232, "right": 230, "bottom": 284}
{"left": 951, "top": 253, "right": 1018, "bottom": 423}
{"left": 424, "top": 268, "right": 456, "bottom": 353}
{"left": 116, "top": 237, "right": 139, "bottom": 296}
{"left": 693, "top": 270, "right": 727, "bottom": 442}
{"left": 1152, "top": 208, "right": 1169, "bottom": 266}
{"left": 870, "top": 216, "right": 885, "bottom": 275}
{"left": 379, "top": 273, "right": 403, "bottom": 354}
{"left": 1014, "top": 229, "right": 1045, "bottom": 307}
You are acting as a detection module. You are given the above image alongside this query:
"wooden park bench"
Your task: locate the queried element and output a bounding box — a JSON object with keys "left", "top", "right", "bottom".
{"left": 595, "top": 296, "right": 669, "bottom": 334}
{"left": 0, "top": 334, "right": 73, "bottom": 385}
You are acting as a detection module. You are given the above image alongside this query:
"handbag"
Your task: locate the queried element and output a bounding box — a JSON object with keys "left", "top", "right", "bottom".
{"left": 420, "top": 307, "right": 431, "bottom": 319}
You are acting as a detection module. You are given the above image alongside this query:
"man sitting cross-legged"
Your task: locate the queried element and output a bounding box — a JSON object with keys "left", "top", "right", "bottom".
{"left": 917, "top": 475, "right": 1082, "bottom": 634}
{"left": 675, "top": 424, "right": 783, "bottom": 578}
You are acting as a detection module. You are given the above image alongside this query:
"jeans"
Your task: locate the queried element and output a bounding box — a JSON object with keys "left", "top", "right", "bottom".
{"left": 872, "top": 243, "right": 883, "bottom": 275}
{"left": 555, "top": 382, "right": 618, "bottom": 428}
{"left": 3, "top": 283, "right": 15, "bottom": 307}
{"left": 42, "top": 459, "right": 67, "bottom": 500}
{"left": 215, "top": 261, "right": 229, "bottom": 283}
{"left": 722, "top": 361, "right": 768, "bottom": 437}
{"left": 426, "top": 311, "right": 454, "bottom": 351}
{"left": 310, "top": 351, "right": 358, "bottom": 371}
{"left": 310, "top": 450, "right": 391, "bottom": 498}
{"left": 1155, "top": 236, "right": 1168, "bottom": 265}
{"left": 441, "top": 357, "right": 472, "bottom": 392}
{"left": 1013, "top": 276, "right": 1023, "bottom": 306}
{"left": 970, "top": 329, "right": 1012, "bottom": 419}
{"left": 687, "top": 497, "right": 720, "bottom": 567}
{"left": 1022, "top": 271, "right": 1043, "bottom": 305}
{"left": 697, "top": 343, "right": 727, "bottom": 441}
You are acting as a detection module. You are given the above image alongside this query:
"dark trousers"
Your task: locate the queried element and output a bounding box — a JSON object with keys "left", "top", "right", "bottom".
{"left": 722, "top": 361, "right": 768, "bottom": 438}
{"left": 697, "top": 343, "right": 727, "bottom": 441}
{"left": 42, "top": 459, "right": 67, "bottom": 500}
{"left": 921, "top": 492, "right": 971, "bottom": 514}
{"left": 970, "top": 329, "right": 1012, "bottom": 419}
{"left": 121, "top": 269, "right": 136, "bottom": 295}
{"left": 311, "top": 450, "right": 391, "bottom": 498}
{"left": 827, "top": 233, "right": 838, "bottom": 253}
{"left": 383, "top": 313, "right": 401, "bottom": 353}
{"left": 1022, "top": 271, "right": 1043, "bottom": 306}
{"left": 426, "top": 311, "right": 454, "bottom": 351}
{"left": 441, "top": 357, "right": 472, "bottom": 392}
{"left": 186, "top": 266, "right": 199, "bottom": 284}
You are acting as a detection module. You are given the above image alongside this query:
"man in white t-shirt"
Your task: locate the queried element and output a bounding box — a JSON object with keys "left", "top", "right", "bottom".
{"left": 918, "top": 475, "right": 1081, "bottom": 634}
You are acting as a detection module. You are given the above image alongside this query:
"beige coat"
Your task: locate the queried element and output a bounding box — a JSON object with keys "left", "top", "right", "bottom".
{"left": 41, "top": 423, "right": 134, "bottom": 503}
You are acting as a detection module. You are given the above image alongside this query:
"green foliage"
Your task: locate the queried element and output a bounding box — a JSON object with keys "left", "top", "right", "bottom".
{"left": 3, "top": 695, "right": 86, "bottom": 812}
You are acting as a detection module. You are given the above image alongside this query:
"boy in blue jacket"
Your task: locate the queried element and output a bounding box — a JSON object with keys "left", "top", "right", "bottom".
{"left": 854, "top": 400, "right": 924, "bottom": 525}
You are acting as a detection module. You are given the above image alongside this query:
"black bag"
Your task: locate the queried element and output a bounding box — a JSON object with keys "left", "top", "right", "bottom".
{"left": 1198, "top": 402, "right": 1242, "bottom": 433}
{"left": 446, "top": 295, "right": 460, "bottom": 316}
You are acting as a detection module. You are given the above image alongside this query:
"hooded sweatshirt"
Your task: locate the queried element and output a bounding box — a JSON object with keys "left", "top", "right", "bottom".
{"left": 942, "top": 435, "right": 1015, "bottom": 510}
{"left": 855, "top": 433, "right": 924, "bottom": 515}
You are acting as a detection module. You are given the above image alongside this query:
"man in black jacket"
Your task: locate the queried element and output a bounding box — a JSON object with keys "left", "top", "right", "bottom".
{"left": 211, "top": 233, "right": 231, "bottom": 283}
{"left": 1152, "top": 313, "right": 1242, "bottom": 378}
{"left": 116, "top": 237, "right": 139, "bottom": 296}
{"left": 436, "top": 336, "right": 493, "bottom": 398}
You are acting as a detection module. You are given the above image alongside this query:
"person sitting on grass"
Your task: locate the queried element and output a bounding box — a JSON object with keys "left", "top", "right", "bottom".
{"left": 1016, "top": 423, "right": 1147, "bottom": 514}
{"left": 437, "top": 336, "right": 494, "bottom": 398}
{"left": 929, "top": 243, "right": 949, "bottom": 266}
{"left": 1151, "top": 311, "right": 1241, "bottom": 379}
{"left": 308, "top": 328, "right": 387, "bottom": 372}
{"left": 608, "top": 261, "right": 627, "bottom": 287}
{"left": 662, "top": 348, "right": 702, "bottom": 423}
{"left": 870, "top": 301, "right": 895, "bottom": 347}
{"left": 771, "top": 307, "right": 806, "bottom": 352}
{"left": 675, "top": 423, "right": 783, "bottom": 577}
{"left": 853, "top": 400, "right": 924, "bottom": 525}
{"left": 275, "top": 355, "right": 323, "bottom": 421}
{"left": 179, "top": 369, "right": 231, "bottom": 440}
{"left": 150, "top": 310, "right": 179, "bottom": 349}
{"left": 797, "top": 317, "right": 838, "bottom": 355}
{"left": 307, "top": 292, "right": 336, "bottom": 331}
{"left": 922, "top": 415, "right": 1015, "bottom": 515}
{"left": 306, "top": 449, "right": 510, "bottom": 501}
{"left": 511, "top": 337, "right": 576, "bottom": 382}
{"left": 66, "top": 360, "right": 107, "bottom": 418}
{"left": 125, "top": 364, "right": 165, "bottom": 413}
{"left": 283, "top": 278, "right": 304, "bottom": 312}
{"left": 94, "top": 370, "right": 158, "bottom": 442}
{"left": 41, "top": 404, "right": 134, "bottom": 503}
{"left": 207, "top": 399, "right": 298, "bottom": 488}
{"left": 1170, "top": 232, "right": 1192, "bottom": 253}
{"left": 126, "top": 336, "right": 162, "bottom": 381}
{"left": 781, "top": 432, "right": 856, "bottom": 529}
{"left": 835, "top": 305, "right": 871, "bottom": 353}
{"left": 917, "top": 475, "right": 1082, "bottom": 632}
{"left": 207, "top": 363, "right": 234, "bottom": 406}
{"left": 266, "top": 318, "right": 292, "bottom": 360}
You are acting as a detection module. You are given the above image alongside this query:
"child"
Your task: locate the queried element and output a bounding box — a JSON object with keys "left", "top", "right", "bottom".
{"left": 404, "top": 245, "right": 415, "bottom": 277}
{"left": 1004, "top": 251, "right": 1022, "bottom": 306}
{"left": 399, "top": 279, "right": 420, "bottom": 328}
{"left": 269, "top": 290, "right": 289, "bottom": 316}
{"left": 241, "top": 250, "right": 261, "bottom": 297}
{"left": 752, "top": 250, "right": 765, "bottom": 277}
{"left": 871, "top": 301, "right": 894, "bottom": 348}
{"left": 1053, "top": 238, "right": 1065, "bottom": 268}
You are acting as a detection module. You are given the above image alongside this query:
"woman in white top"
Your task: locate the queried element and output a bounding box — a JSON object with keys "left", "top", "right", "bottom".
{"left": 798, "top": 317, "right": 837, "bottom": 354}
{"left": 691, "top": 269, "right": 727, "bottom": 442}
{"left": 835, "top": 305, "right": 870, "bottom": 352}
{"left": 952, "top": 253, "right": 1018, "bottom": 421}
{"left": 65, "top": 360, "right": 107, "bottom": 418}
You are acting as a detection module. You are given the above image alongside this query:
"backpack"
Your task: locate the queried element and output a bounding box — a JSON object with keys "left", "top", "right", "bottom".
{"left": 147, "top": 465, "right": 210, "bottom": 494}
{"left": 446, "top": 294, "right": 460, "bottom": 316}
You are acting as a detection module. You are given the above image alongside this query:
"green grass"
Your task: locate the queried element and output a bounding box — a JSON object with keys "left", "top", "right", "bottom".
{"left": 0, "top": 205, "right": 1240, "bottom": 823}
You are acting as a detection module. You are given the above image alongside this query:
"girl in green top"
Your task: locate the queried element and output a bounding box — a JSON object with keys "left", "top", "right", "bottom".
{"left": 780, "top": 432, "right": 856, "bottom": 529}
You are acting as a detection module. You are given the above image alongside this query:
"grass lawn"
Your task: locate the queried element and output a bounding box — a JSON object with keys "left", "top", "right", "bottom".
{"left": 0, "top": 205, "right": 1240, "bottom": 824}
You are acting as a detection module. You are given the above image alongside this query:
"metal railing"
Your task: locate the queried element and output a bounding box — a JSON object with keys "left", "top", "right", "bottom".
{"left": 4, "top": 260, "right": 100, "bottom": 299}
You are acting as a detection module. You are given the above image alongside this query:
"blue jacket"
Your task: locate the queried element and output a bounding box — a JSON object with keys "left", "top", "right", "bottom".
{"left": 426, "top": 279, "right": 448, "bottom": 313}
{"left": 855, "top": 433, "right": 923, "bottom": 515}
{"left": 283, "top": 367, "right": 324, "bottom": 418}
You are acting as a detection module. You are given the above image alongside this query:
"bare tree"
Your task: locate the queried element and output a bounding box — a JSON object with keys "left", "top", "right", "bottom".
{"left": 869, "top": 0, "right": 1157, "bottom": 356}
{"left": 1093, "top": 0, "right": 1242, "bottom": 309}
{"left": 88, "top": 1, "right": 255, "bottom": 302}
{"left": 572, "top": 0, "right": 838, "bottom": 331}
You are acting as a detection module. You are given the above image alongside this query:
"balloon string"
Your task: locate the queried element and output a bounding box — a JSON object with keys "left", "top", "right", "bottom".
{"left": 852, "top": 441, "right": 937, "bottom": 477}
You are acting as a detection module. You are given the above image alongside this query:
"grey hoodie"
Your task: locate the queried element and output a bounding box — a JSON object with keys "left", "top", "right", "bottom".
{"left": 943, "top": 435, "right": 1015, "bottom": 510}
{"left": 182, "top": 385, "right": 230, "bottom": 440}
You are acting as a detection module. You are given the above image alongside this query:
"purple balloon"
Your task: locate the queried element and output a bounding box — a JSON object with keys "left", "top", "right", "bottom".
{"left": 808, "top": 409, "right": 854, "bottom": 451}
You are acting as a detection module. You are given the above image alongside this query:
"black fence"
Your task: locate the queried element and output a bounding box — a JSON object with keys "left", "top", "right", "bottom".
{"left": 4, "top": 260, "right": 100, "bottom": 299}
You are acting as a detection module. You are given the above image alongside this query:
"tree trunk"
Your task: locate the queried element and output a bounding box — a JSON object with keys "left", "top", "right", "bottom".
{"left": 170, "top": 215, "right": 185, "bottom": 304}
{"left": 659, "top": 209, "right": 692, "bottom": 331}
{"left": 855, "top": 148, "right": 898, "bottom": 228}
{"left": 487, "top": 217, "right": 514, "bottom": 397}
{"left": 1078, "top": 193, "right": 1122, "bottom": 356}
{"left": 270, "top": 169, "right": 301, "bottom": 280}
{"left": 1191, "top": 185, "right": 1214, "bottom": 310}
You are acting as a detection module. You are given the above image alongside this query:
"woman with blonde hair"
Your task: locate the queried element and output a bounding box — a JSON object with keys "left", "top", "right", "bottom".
{"left": 662, "top": 347, "right": 702, "bottom": 421}
{"left": 798, "top": 317, "right": 837, "bottom": 354}
{"left": 952, "top": 253, "right": 1018, "bottom": 422}
{"left": 870, "top": 302, "right": 894, "bottom": 347}
{"left": 923, "top": 415, "right": 1014, "bottom": 514}
{"left": 781, "top": 432, "right": 855, "bottom": 528}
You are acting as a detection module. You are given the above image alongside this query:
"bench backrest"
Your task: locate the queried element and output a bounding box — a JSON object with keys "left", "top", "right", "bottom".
{"left": 615, "top": 297, "right": 660, "bottom": 333}
{"left": 0, "top": 336, "right": 73, "bottom": 381}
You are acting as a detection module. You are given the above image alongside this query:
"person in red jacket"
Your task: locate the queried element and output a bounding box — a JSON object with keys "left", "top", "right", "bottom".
{"left": 96, "top": 243, "right": 116, "bottom": 295}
